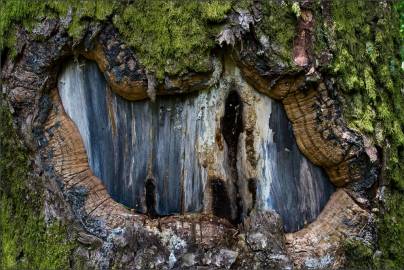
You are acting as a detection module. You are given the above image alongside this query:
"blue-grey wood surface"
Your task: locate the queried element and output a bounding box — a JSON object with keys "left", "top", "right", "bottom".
{"left": 58, "top": 59, "right": 335, "bottom": 232}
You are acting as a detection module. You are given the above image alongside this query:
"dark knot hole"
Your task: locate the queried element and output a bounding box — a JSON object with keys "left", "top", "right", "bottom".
{"left": 210, "top": 179, "right": 232, "bottom": 222}
{"left": 145, "top": 178, "right": 157, "bottom": 218}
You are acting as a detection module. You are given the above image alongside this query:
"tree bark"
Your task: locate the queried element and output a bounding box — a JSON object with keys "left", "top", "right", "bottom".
{"left": 0, "top": 0, "right": 402, "bottom": 269}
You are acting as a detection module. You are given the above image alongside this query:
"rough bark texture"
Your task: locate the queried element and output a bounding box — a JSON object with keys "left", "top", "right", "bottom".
{"left": 0, "top": 0, "right": 401, "bottom": 269}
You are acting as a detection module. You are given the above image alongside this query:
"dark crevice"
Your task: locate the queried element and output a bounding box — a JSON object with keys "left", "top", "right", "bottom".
{"left": 16, "top": 250, "right": 24, "bottom": 262}
{"left": 1, "top": 48, "right": 10, "bottom": 70}
{"left": 210, "top": 179, "right": 232, "bottom": 221}
{"left": 145, "top": 178, "right": 157, "bottom": 218}
{"left": 222, "top": 90, "right": 243, "bottom": 150}
{"left": 221, "top": 90, "right": 244, "bottom": 224}
{"left": 248, "top": 178, "right": 257, "bottom": 211}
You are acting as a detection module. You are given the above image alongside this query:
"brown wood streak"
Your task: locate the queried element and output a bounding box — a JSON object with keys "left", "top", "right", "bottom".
{"left": 282, "top": 83, "right": 362, "bottom": 187}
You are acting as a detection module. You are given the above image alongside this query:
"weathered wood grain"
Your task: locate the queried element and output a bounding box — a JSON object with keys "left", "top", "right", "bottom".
{"left": 57, "top": 59, "right": 334, "bottom": 232}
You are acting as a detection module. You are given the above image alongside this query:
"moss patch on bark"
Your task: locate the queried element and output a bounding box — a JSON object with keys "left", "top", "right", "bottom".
{"left": 325, "top": 0, "right": 404, "bottom": 268}
{"left": 0, "top": 96, "right": 74, "bottom": 269}
{"left": 343, "top": 238, "right": 377, "bottom": 269}
{"left": 0, "top": 0, "right": 233, "bottom": 79}
{"left": 257, "top": 0, "right": 298, "bottom": 66}
{"left": 113, "top": 0, "right": 231, "bottom": 79}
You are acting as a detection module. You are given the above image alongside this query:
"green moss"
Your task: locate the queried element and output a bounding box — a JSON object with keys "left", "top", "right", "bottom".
{"left": 0, "top": 0, "right": 299, "bottom": 79}
{"left": 364, "top": 67, "right": 377, "bottom": 101}
{"left": 0, "top": 0, "right": 46, "bottom": 52}
{"left": 0, "top": 96, "right": 74, "bottom": 269}
{"left": 233, "top": 0, "right": 252, "bottom": 11}
{"left": 113, "top": 0, "right": 231, "bottom": 79}
{"left": 377, "top": 191, "right": 404, "bottom": 269}
{"left": 0, "top": 0, "right": 116, "bottom": 48}
{"left": 329, "top": 0, "right": 403, "bottom": 157}
{"left": 258, "top": 0, "right": 298, "bottom": 65}
{"left": 291, "top": 2, "right": 301, "bottom": 18}
{"left": 343, "top": 238, "right": 377, "bottom": 269}
{"left": 47, "top": 0, "right": 116, "bottom": 39}
{"left": 1, "top": 0, "right": 232, "bottom": 79}
{"left": 0, "top": 200, "right": 74, "bottom": 270}
{"left": 327, "top": 0, "right": 404, "bottom": 268}
{"left": 351, "top": 105, "right": 376, "bottom": 133}
{"left": 201, "top": 0, "right": 232, "bottom": 23}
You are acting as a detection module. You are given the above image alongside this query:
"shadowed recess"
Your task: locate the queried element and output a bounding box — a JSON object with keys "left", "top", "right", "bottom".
{"left": 145, "top": 179, "right": 157, "bottom": 218}
{"left": 210, "top": 178, "right": 233, "bottom": 221}
{"left": 221, "top": 90, "right": 244, "bottom": 224}
{"left": 248, "top": 178, "right": 257, "bottom": 211}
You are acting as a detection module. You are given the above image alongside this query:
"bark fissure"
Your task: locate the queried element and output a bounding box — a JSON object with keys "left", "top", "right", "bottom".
{"left": 221, "top": 90, "right": 244, "bottom": 224}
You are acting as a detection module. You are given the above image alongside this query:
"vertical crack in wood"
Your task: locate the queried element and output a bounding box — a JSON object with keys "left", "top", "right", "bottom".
{"left": 221, "top": 90, "right": 244, "bottom": 224}
{"left": 145, "top": 178, "right": 157, "bottom": 218}
{"left": 248, "top": 178, "right": 257, "bottom": 213}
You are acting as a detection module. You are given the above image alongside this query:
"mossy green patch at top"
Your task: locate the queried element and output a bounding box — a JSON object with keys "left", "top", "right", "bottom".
{"left": 0, "top": 0, "right": 46, "bottom": 57}
{"left": 0, "top": 0, "right": 233, "bottom": 79}
{"left": 0, "top": 0, "right": 117, "bottom": 56}
{"left": 46, "top": 0, "right": 116, "bottom": 39}
{"left": 0, "top": 96, "right": 74, "bottom": 270}
{"left": 113, "top": 0, "right": 232, "bottom": 79}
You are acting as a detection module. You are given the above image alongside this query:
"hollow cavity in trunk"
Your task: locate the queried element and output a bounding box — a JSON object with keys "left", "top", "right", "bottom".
{"left": 58, "top": 59, "right": 335, "bottom": 232}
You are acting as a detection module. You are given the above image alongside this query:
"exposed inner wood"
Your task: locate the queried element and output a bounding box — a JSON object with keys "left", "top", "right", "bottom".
{"left": 54, "top": 59, "right": 335, "bottom": 232}
{"left": 285, "top": 189, "right": 370, "bottom": 269}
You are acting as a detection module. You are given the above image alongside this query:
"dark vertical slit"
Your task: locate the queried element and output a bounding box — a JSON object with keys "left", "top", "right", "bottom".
{"left": 222, "top": 90, "right": 243, "bottom": 150}
{"left": 1, "top": 48, "right": 9, "bottom": 69}
{"left": 248, "top": 178, "right": 257, "bottom": 211}
{"left": 145, "top": 178, "right": 157, "bottom": 218}
{"left": 221, "top": 90, "right": 244, "bottom": 224}
{"left": 210, "top": 179, "right": 232, "bottom": 221}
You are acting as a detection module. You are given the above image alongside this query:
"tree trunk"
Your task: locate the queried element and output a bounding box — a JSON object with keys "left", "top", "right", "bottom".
{"left": 0, "top": 0, "right": 402, "bottom": 269}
